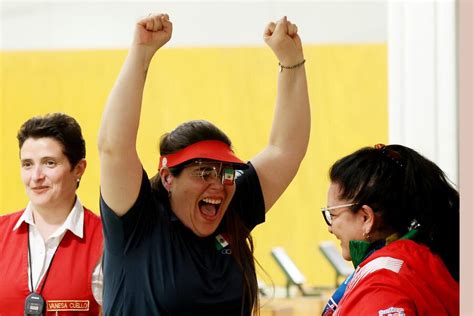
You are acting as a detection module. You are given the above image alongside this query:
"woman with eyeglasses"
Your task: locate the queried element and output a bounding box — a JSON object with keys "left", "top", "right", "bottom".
{"left": 321, "top": 144, "right": 459, "bottom": 316}
{"left": 97, "top": 13, "right": 310, "bottom": 315}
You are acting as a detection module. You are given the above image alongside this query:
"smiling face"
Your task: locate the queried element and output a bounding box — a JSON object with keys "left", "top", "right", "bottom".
{"left": 20, "top": 137, "right": 85, "bottom": 213}
{"left": 326, "top": 182, "right": 366, "bottom": 260}
{"left": 162, "top": 161, "right": 236, "bottom": 237}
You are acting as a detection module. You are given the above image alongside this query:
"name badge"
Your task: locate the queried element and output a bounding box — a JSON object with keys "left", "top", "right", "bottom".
{"left": 46, "top": 300, "right": 90, "bottom": 312}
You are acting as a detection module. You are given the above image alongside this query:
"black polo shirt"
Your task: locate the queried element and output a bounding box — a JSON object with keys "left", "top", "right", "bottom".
{"left": 101, "top": 163, "right": 265, "bottom": 316}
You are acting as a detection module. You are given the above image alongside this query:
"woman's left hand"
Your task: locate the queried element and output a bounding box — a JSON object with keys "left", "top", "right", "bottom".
{"left": 263, "top": 16, "right": 304, "bottom": 66}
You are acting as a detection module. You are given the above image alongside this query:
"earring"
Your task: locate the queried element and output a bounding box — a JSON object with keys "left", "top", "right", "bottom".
{"left": 76, "top": 178, "right": 80, "bottom": 183}
{"left": 168, "top": 190, "right": 172, "bottom": 199}
{"left": 363, "top": 232, "right": 371, "bottom": 242}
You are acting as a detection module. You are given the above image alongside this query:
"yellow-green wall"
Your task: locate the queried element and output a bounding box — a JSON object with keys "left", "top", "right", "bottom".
{"left": 0, "top": 44, "right": 387, "bottom": 287}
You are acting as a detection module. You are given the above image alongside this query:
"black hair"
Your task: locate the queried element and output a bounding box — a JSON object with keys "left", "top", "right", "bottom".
{"left": 17, "top": 112, "right": 86, "bottom": 169}
{"left": 329, "top": 144, "right": 459, "bottom": 281}
{"left": 150, "top": 120, "right": 259, "bottom": 313}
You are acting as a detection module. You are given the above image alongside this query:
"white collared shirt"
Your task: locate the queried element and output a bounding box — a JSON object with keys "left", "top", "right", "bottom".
{"left": 13, "top": 198, "right": 102, "bottom": 304}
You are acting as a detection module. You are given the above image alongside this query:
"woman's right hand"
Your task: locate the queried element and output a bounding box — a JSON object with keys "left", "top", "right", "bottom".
{"left": 98, "top": 13, "right": 172, "bottom": 216}
{"left": 133, "top": 13, "right": 173, "bottom": 62}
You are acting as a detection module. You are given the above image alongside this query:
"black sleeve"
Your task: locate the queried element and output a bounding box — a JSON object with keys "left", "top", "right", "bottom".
{"left": 229, "top": 162, "right": 265, "bottom": 231}
{"left": 100, "top": 168, "right": 159, "bottom": 255}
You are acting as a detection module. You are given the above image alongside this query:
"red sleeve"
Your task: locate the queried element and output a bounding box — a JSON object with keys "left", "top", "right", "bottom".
{"left": 338, "top": 271, "right": 416, "bottom": 315}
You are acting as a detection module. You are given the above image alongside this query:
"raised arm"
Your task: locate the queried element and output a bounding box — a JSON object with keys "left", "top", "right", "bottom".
{"left": 251, "top": 16, "right": 310, "bottom": 212}
{"left": 98, "top": 14, "right": 172, "bottom": 216}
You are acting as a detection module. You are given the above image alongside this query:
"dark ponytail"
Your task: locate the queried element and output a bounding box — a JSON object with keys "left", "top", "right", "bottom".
{"left": 330, "top": 144, "right": 459, "bottom": 280}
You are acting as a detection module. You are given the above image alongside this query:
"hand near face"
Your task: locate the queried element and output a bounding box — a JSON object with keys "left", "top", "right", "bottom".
{"left": 133, "top": 13, "right": 173, "bottom": 59}
{"left": 263, "top": 16, "right": 303, "bottom": 67}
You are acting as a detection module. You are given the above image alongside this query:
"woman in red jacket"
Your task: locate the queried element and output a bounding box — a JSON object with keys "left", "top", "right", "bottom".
{"left": 321, "top": 144, "right": 459, "bottom": 316}
{"left": 0, "top": 113, "right": 103, "bottom": 315}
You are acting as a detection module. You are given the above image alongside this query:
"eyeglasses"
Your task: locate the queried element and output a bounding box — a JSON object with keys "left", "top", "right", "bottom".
{"left": 321, "top": 203, "right": 357, "bottom": 226}
{"left": 187, "top": 161, "right": 236, "bottom": 185}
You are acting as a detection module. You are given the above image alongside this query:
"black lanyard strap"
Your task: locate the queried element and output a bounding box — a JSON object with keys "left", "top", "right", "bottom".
{"left": 27, "top": 226, "right": 62, "bottom": 294}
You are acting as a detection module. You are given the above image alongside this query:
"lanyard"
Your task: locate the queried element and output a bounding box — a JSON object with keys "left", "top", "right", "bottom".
{"left": 27, "top": 226, "right": 62, "bottom": 294}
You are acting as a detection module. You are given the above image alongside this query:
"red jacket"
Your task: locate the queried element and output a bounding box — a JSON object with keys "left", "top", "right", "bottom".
{"left": 334, "top": 239, "right": 459, "bottom": 315}
{"left": 0, "top": 208, "right": 103, "bottom": 316}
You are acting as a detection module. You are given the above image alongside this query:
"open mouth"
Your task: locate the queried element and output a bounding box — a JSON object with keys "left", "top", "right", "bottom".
{"left": 198, "top": 198, "right": 222, "bottom": 219}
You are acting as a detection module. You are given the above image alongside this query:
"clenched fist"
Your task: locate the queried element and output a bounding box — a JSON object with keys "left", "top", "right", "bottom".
{"left": 133, "top": 13, "right": 173, "bottom": 61}
{"left": 264, "top": 16, "right": 304, "bottom": 67}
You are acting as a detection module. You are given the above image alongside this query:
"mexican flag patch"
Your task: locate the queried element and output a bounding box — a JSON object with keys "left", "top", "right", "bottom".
{"left": 215, "top": 233, "right": 230, "bottom": 250}
{"left": 222, "top": 168, "right": 235, "bottom": 185}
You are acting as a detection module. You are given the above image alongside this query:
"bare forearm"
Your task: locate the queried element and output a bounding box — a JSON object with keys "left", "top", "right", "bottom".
{"left": 97, "top": 13, "right": 172, "bottom": 215}
{"left": 98, "top": 48, "right": 152, "bottom": 154}
{"left": 252, "top": 17, "right": 311, "bottom": 211}
{"left": 270, "top": 65, "right": 311, "bottom": 161}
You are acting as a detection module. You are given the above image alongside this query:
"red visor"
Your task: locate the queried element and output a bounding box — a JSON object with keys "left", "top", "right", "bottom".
{"left": 158, "top": 140, "right": 248, "bottom": 170}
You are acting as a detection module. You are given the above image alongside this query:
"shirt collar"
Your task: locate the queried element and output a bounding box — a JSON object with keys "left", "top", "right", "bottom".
{"left": 349, "top": 230, "right": 419, "bottom": 267}
{"left": 13, "top": 197, "right": 85, "bottom": 239}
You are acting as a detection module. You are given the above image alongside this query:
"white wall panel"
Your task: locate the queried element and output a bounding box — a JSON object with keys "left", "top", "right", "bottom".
{"left": 1, "top": 1, "right": 387, "bottom": 50}
{"left": 388, "top": 1, "right": 457, "bottom": 184}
